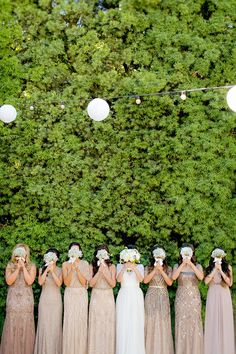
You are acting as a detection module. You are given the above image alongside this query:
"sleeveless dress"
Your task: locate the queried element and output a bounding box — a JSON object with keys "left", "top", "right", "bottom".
{"left": 204, "top": 270, "right": 235, "bottom": 354}
{"left": 62, "top": 260, "right": 90, "bottom": 354}
{"left": 144, "top": 267, "right": 174, "bottom": 354}
{"left": 34, "top": 267, "right": 62, "bottom": 354}
{"left": 174, "top": 264, "right": 203, "bottom": 354}
{"left": 88, "top": 265, "right": 116, "bottom": 354}
{"left": 0, "top": 264, "right": 35, "bottom": 354}
{"left": 116, "top": 263, "right": 145, "bottom": 354}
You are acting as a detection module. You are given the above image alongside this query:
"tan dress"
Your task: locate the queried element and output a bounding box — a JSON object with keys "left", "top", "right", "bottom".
{"left": 88, "top": 265, "right": 116, "bottom": 354}
{"left": 0, "top": 263, "right": 35, "bottom": 354}
{"left": 34, "top": 267, "right": 62, "bottom": 354}
{"left": 62, "top": 260, "right": 90, "bottom": 354}
{"left": 204, "top": 270, "right": 235, "bottom": 354}
{"left": 174, "top": 264, "right": 203, "bottom": 354}
{"left": 145, "top": 267, "right": 174, "bottom": 354}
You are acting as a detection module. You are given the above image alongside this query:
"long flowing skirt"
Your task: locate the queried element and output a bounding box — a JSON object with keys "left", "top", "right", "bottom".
{"left": 63, "top": 287, "right": 88, "bottom": 354}
{"left": 88, "top": 288, "right": 115, "bottom": 354}
{"left": 204, "top": 284, "right": 235, "bottom": 354}
{"left": 116, "top": 286, "right": 145, "bottom": 354}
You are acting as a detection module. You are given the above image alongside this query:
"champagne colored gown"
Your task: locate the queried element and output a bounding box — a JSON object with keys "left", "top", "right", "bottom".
{"left": 88, "top": 265, "right": 116, "bottom": 354}
{"left": 144, "top": 267, "right": 174, "bottom": 354}
{"left": 34, "top": 267, "right": 62, "bottom": 354}
{"left": 62, "top": 260, "right": 90, "bottom": 354}
{"left": 174, "top": 264, "right": 203, "bottom": 354}
{"left": 204, "top": 270, "right": 235, "bottom": 354}
{"left": 0, "top": 263, "right": 35, "bottom": 354}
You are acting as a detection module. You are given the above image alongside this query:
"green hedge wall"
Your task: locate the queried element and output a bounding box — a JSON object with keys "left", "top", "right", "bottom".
{"left": 0, "top": 0, "right": 235, "bottom": 334}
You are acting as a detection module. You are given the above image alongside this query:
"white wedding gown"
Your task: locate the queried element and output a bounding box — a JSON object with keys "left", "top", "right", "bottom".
{"left": 116, "top": 264, "right": 146, "bottom": 354}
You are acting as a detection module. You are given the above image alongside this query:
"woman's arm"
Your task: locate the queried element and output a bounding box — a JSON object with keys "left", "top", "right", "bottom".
{"left": 204, "top": 268, "right": 217, "bottom": 285}
{"left": 158, "top": 265, "right": 173, "bottom": 286}
{"left": 50, "top": 266, "right": 63, "bottom": 287}
{"left": 62, "top": 262, "right": 74, "bottom": 287}
{"left": 189, "top": 262, "right": 204, "bottom": 281}
{"left": 100, "top": 264, "right": 116, "bottom": 288}
{"left": 143, "top": 267, "right": 156, "bottom": 284}
{"left": 22, "top": 263, "right": 36, "bottom": 286}
{"left": 132, "top": 264, "right": 144, "bottom": 282}
{"left": 219, "top": 264, "right": 233, "bottom": 287}
{"left": 172, "top": 262, "right": 184, "bottom": 280}
{"left": 5, "top": 264, "right": 20, "bottom": 286}
{"left": 116, "top": 264, "right": 126, "bottom": 283}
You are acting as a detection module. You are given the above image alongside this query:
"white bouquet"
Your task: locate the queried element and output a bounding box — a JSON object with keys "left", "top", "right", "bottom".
{"left": 180, "top": 247, "right": 193, "bottom": 260}
{"left": 211, "top": 248, "right": 226, "bottom": 264}
{"left": 153, "top": 247, "right": 166, "bottom": 266}
{"left": 120, "top": 248, "right": 141, "bottom": 268}
{"left": 68, "top": 247, "right": 83, "bottom": 263}
{"left": 43, "top": 252, "right": 58, "bottom": 267}
{"left": 13, "top": 247, "right": 26, "bottom": 262}
{"left": 96, "top": 249, "right": 110, "bottom": 266}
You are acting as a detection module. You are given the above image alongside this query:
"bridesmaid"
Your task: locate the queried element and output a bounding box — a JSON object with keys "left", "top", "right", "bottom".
{"left": 116, "top": 245, "right": 145, "bottom": 354}
{"left": 62, "top": 242, "right": 91, "bottom": 354}
{"left": 204, "top": 248, "right": 235, "bottom": 354}
{"left": 144, "top": 246, "right": 174, "bottom": 354}
{"left": 0, "top": 243, "right": 36, "bottom": 354}
{"left": 172, "top": 243, "right": 204, "bottom": 354}
{"left": 34, "top": 248, "right": 63, "bottom": 354}
{"left": 88, "top": 245, "right": 116, "bottom": 354}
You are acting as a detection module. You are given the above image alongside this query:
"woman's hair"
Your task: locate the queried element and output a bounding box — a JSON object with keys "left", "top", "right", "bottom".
{"left": 68, "top": 242, "right": 81, "bottom": 251}
{"left": 10, "top": 243, "right": 31, "bottom": 271}
{"left": 92, "top": 244, "right": 112, "bottom": 276}
{"left": 149, "top": 245, "right": 168, "bottom": 272}
{"left": 41, "top": 248, "right": 60, "bottom": 275}
{"left": 205, "top": 248, "right": 230, "bottom": 284}
{"left": 126, "top": 244, "right": 136, "bottom": 249}
{"left": 178, "top": 243, "right": 197, "bottom": 265}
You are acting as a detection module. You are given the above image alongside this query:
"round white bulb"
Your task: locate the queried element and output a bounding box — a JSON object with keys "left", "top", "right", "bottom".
{"left": 60, "top": 104, "right": 65, "bottom": 109}
{"left": 180, "top": 92, "right": 187, "bottom": 100}
{"left": 87, "top": 98, "right": 110, "bottom": 121}
{"left": 0, "top": 104, "right": 17, "bottom": 123}
{"left": 135, "top": 97, "right": 141, "bottom": 105}
{"left": 30, "top": 105, "right": 34, "bottom": 111}
{"left": 226, "top": 86, "right": 236, "bottom": 112}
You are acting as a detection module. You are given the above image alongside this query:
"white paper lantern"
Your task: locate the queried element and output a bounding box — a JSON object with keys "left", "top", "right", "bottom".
{"left": 0, "top": 104, "right": 17, "bottom": 123}
{"left": 226, "top": 86, "right": 236, "bottom": 112}
{"left": 87, "top": 98, "right": 110, "bottom": 121}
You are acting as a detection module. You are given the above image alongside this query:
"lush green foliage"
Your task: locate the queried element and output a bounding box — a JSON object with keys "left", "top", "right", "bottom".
{"left": 0, "top": 0, "right": 235, "bottom": 333}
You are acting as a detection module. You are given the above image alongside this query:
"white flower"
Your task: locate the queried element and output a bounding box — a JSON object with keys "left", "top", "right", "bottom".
{"left": 96, "top": 249, "right": 110, "bottom": 266}
{"left": 68, "top": 247, "right": 83, "bottom": 263}
{"left": 13, "top": 247, "right": 26, "bottom": 261}
{"left": 120, "top": 248, "right": 141, "bottom": 264}
{"left": 211, "top": 248, "right": 226, "bottom": 264}
{"left": 180, "top": 247, "right": 193, "bottom": 260}
{"left": 43, "top": 252, "right": 58, "bottom": 266}
{"left": 153, "top": 248, "right": 166, "bottom": 266}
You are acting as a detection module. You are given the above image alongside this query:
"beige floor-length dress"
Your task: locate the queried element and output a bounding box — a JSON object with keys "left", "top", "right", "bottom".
{"left": 88, "top": 265, "right": 116, "bottom": 354}
{"left": 174, "top": 265, "right": 203, "bottom": 354}
{"left": 62, "top": 260, "right": 90, "bottom": 354}
{"left": 0, "top": 263, "right": 35, "bottom": 354}
{"left": 34, "top": 267, "right": 62, "bottom": 354}
{"left": 204, "top": 271, "right": 235, "bottom": 354}
{"left": 145, "top": 268, "right": 174, "bottom": 354}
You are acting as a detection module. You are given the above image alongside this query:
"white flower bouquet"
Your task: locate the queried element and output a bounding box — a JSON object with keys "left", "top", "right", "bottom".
{"left": 96, "top": 249, "right": 110, "bottom": 266}
{"left": 13, "top": 247, "right": 26, "bottom": 262}
{"left": 153, "top": 247, "right": 166, "bottom": 266}
{"left": 211, "top": 248, "right": 226, "bottom": 264}
{"left": 180, "top": 247, "right": 193, "bottom": 260}
{"left": 43, "top": 252, "right": 58, "bottom": 266}
{"left": 68, "top": 247, "right": 83, "bottom": 263}
{"left": 120, "top": 248, "right": 140, "bottom": 271}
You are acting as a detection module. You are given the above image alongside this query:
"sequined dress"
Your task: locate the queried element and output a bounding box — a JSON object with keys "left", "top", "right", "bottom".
{"left": 204, "top": 270, "right": 235, "bottom": 354}
{"left": 34, "top": 267, "right": 62, "bottom": 354}
{"left": 62, "top": 260, "right": 90, "bottom": 354}
{"left": 0, "top": 263, "right": 35, "bottom": 354}
{"left": 174, "top": 264, "right": 203, "bottom": 354}
{"left": 144, "top": 267, "right": 174, "bottom": 354}
{"left": 88, "top": 265, "right": 116, "bottom": 354}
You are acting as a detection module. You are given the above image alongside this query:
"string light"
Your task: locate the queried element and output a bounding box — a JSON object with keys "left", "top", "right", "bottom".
{"left": 180, "top": 91, "right": 187, "bottom": 100}
{"left": 135, "top": 96, "right": 142, "bottom": 105}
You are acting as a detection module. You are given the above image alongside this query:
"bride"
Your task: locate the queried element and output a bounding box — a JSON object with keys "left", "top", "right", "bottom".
{"left": 116, "top": 245, "right": 146, "bottom": 354}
